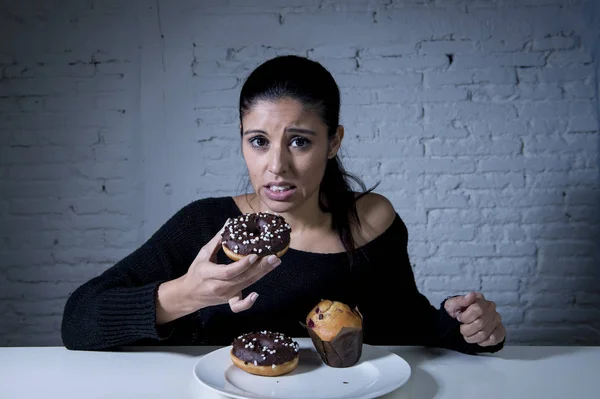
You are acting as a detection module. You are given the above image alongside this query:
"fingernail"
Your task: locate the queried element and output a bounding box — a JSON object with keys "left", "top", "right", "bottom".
{"left": 250, "top": 293, "right": 258, "bottom": 301}
{"left": 267, "top": 255, "right": 280, "bottom": 265}
{"left": 248, "top": 254, "right": 258, "bottom": 264}
{"left": 456, "top": 311, "right": 462, "bottom": 323}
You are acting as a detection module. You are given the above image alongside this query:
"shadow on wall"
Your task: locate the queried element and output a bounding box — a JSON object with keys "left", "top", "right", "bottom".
{"left": 589, "top": 0, "right": 600, "bottom": 256}
{"left": 556, "top": 0, "right": 600, "bottom": 346}
{"left": 515, "top": 2, "right": 600, "bottom": 346}
{"left": 585, "top": 0, "right": 600, "bottom": 342}
{"left": 593, "top": 0, "right": 600, "bottom": 344}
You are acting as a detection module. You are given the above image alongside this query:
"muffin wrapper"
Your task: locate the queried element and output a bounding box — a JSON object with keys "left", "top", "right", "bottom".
{"left": 307, "top": 326, "right": 363, "bottom": 368}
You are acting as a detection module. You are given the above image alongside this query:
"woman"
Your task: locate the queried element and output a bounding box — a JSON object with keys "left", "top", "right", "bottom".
{"left": 61, "top": 55, "right": 505, "bottom": 353}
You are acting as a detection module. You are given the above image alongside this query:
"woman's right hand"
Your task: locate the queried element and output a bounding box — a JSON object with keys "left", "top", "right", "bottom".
{"left": 156, "top": 228, "right": 281, "bottom": 325}
{"left": 183, "top": 227, "right": 281, "bottom": 311}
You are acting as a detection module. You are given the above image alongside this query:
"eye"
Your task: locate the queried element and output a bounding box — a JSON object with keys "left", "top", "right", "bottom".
{"left": 249, "top": 136, "right": 269, "bottom": 148}
{"left": 290, "top": 136, "right": 311, "bottom": 148}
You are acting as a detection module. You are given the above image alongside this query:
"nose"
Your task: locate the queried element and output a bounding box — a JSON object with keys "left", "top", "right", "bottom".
{"left": 267, "top": 146, "right": 288, "bottom": 175}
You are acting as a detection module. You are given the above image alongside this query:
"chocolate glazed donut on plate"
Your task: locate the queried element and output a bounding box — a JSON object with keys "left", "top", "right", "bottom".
{"left": 222, "top": 213, "right": 292, "bottom": 261}
{"left": 230, "top": 331, "right": 300, "bottom": 376}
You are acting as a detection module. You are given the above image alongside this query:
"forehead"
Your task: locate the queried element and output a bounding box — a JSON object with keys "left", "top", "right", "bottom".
{"left": 242, "top": 97, "right": 325, "bottom": 129}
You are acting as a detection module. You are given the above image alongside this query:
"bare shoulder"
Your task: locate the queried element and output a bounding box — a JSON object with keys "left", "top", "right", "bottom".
{"left": 353, "top": 192, "right": 397, "bottom": 245}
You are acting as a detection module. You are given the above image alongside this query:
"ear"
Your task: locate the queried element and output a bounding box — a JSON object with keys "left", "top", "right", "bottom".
{"left": 328, "top": 125, "right": 344, "bottom": 159}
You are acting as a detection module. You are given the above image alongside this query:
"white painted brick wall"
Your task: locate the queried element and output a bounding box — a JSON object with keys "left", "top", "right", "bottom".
{"left": 0, "top": 0, "right": 598, "bottom": 347}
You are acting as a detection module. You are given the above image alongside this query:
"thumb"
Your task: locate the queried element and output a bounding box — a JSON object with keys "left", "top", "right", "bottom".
{"left": 445, "top": 292, "right": 477, "bottom": 320}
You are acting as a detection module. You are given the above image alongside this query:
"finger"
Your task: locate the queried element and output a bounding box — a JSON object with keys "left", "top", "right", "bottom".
{"left": 211, "top": 254, "right": 280, "bottom": 282}
{"left": 228, "top": 291, "right": 259, "bottom": 313}
{"left": 231, "top": 254, "right": 281, "bottom": 284}
{"left": 206, "top": 253, "right": 260, "bottom": 280}
{"left": 445, "top": 292, "right": 479, "bottom": 318}
{"left": 229, "top": 255, "right": 281, "bottom": 292}
{"left": 460, "top": 306, "right": 496, "bottom": 337}
{"left": 456, "top": 292, "right": 480, "bottom": 307}
{"left": 458, "top": 298, "right": 494, "bottom": 325}
{"left": 464, "top": 312, "right": 502, "bottom": 344}
{"left": 195, "top": 227, "right": 225, "bottom": 262}
{"left": 478, "top": 322, "right": 506, "bottom": 347}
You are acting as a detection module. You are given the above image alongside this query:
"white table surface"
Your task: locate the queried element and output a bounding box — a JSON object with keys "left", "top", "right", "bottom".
{"left": 1, "top": 338, "right": 599, "bottom": 399}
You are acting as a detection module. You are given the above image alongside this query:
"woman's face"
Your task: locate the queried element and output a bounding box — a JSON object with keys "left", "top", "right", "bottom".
{"left": 241, "top": 97, "right": 342, "bottom": 214}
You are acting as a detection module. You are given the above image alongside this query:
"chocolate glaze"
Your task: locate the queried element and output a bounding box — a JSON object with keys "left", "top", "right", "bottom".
{"left": 222, "top": 213, "right": 291, "bottom": 257}
{"left": 232, "top": 331, "right": 299, "bottom": 366}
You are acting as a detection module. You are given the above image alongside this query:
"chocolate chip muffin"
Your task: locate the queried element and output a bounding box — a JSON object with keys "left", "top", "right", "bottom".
{"left": 305, "top": 299, "right": 364, "bottom": 367}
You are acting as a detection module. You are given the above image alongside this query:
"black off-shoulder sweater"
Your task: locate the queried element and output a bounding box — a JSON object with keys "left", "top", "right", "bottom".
{"left": 61, "top": 196, "right": 504, "bottom": 354}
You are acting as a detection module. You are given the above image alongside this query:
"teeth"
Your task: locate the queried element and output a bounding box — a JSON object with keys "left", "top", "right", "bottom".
{"left": 270, "top": 185, "right": 291, "bottom": 192}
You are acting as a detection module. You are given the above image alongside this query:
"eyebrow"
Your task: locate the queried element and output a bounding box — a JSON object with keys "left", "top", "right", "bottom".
{"left": 243, "top": 128, "right": 317, "bottom": 136}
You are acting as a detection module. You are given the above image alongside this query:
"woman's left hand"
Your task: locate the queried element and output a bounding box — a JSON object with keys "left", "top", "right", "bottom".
{"left": 444, "top": 292, "right": 506, "bottom": 347}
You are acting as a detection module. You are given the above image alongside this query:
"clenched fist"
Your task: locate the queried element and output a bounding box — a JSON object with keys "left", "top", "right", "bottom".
{"left": 444, "top": 292, "right": 506, "bottom": 347}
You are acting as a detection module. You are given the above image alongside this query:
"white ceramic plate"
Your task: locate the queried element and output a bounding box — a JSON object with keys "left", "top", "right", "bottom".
{"left": 193, "top": 337, "right": 411, "bottom": 399}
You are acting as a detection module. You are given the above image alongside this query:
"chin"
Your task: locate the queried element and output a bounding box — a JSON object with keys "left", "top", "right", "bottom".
{"left": 259, "top": 195, "right": 302, "bottom": 214}
{"left": 260, "top": 200, "right": 297, "bottom": 214}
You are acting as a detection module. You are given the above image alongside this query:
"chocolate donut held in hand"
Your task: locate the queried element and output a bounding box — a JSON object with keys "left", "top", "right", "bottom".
{"left": 222, "top": 213, "right": 292, "bottom": 261}
{"left": 230, "top": 331, "right": 300, "bottom": 376}
{"left": 305, "top": 300, "right": 364, "bottom": 368}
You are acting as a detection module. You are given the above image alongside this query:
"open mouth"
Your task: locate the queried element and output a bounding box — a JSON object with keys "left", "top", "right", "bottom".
{"left": 264, "top": 184, "right": 297, "bottom": 201}
{"left": 268, "top": 185, "right": 295, "bottom": 192}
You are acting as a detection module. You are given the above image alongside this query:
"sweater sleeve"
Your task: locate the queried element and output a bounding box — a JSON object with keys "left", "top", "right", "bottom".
{"left": 357, "top": 214, "right": 505, "bottom": 355}
{"left": 61, "top": 201, "right": 205, "bottom": 351}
